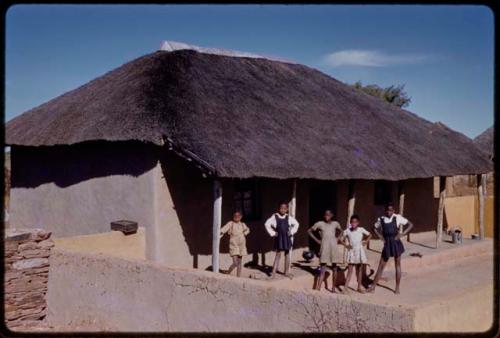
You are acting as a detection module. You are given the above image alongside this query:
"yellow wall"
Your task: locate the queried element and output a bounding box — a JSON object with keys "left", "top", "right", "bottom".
{"left": 484, "top": 197, "right": 494, "bottom": 238}
{"left": 444, "top": 195, "right": 477, "bottom": 238}
{"left": 444, "top": 195, "right": 494, "bottom": 238}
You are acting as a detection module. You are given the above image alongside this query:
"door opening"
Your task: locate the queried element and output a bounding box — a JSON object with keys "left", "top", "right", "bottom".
{"left": 308, "top": 181, "right": 337, "bottom": 256}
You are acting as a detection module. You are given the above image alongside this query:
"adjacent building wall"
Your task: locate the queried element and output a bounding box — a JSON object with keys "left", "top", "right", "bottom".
{"left": 444, "top": 195, "right": 494, "bottom": 238}
{"left": 445, "top": 173, "right": 494, "bottom": 197}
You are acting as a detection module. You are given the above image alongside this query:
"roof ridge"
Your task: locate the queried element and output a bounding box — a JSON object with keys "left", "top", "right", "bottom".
{"left": 159, "top": 40, "right": 296, "bottom": 64}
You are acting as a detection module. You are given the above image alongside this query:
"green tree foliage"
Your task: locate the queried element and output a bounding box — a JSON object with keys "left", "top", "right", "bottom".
{"left": 350, "top": 81, "right": 411, "bottom": 108}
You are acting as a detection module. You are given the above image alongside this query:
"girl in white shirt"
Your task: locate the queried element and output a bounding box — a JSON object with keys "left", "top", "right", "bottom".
{"left": 342, "top": 214, "right": 371, "bottom": 293}
{"left": 368, "top": 203, "right": 413, "bottom": 295}
{"left": 264, "top": 202, "right": 300, "bottom": 279}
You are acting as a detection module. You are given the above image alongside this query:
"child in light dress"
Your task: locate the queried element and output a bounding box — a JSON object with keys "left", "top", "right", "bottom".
{"left": 342, "top": 214, "right": 371, "bottom": 293}
{"left": 307, "top": 209, "right": 344, "bottom": 292}
{"left": 220, "top": 211, "right": 250, "bottom": 277}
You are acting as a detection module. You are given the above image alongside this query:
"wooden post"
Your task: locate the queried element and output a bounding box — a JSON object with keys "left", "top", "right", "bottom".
{"left": 436, "top": 176, "right": 446, "bottom": 248}
{"left": 398, "top": 181, "right": 408, "bottom": 239}
{"left": 289, "top": 179, "right": 297, "bottom": 218}
{"left": 346, "top": 180, "right": 356, "bottom": 226}
{"left": 288, "top": 179, "right": 297, "bottom": 272}
{"left": 212, "top": 180, "right": 222, "bottom": 273}
{"left": 477, "top": 174, "right": 485, "bottom": 240}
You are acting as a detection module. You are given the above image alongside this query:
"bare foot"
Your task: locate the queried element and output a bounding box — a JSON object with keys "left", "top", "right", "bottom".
{"left": 366, "top": 286, "right": 375, "bottom": 293}
{"left": 357, "top": 287, "right": 366, "bottom": 294}
{"left": 341, "top": 287, "right": 350, "bottom": 294}
{"left": 285, "top": 273, "right": 294, "bottom": 280}
{"left": 395, "top": 288, "right": 400, "bottom": 295}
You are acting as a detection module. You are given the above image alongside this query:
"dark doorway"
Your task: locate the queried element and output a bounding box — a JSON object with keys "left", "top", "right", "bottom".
{"left": 309, "top": 180, "right": 337, "bottom": 225}
{"left": 308, "top": 181, "right": 337, "bottom": 256}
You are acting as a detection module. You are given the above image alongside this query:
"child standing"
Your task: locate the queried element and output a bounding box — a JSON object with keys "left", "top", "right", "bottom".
{"left": 308, "top": 209, "right": 344, "bottom": 292}
{"left": 368, "top": 203, "right": 413, "bottom": 294}
{"left": 264, "top": 202, "right": 300, "bottom": 279}
{"left": 342, "top": 214, "right": 371, "bottom": 294}
{"left": 220, "top": 211, "right": 250, "bottom": 277}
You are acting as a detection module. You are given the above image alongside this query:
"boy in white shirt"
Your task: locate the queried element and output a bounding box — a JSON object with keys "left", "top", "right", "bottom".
{"left": 368, "top": 203, "right": 413, "bottom": 294}
{"left": 264, "top": 202, "right": 300, "bottom": 279}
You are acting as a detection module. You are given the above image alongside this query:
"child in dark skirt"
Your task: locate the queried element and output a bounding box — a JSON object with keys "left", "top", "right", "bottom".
{"left": 368, "top": 203, "right": 413, "bottom": 294}
{"left": 264, "top": 202, "right": 300, "bottom": 279}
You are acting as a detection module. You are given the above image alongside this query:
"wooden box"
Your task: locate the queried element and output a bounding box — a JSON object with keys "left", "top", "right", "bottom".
{"left": 110, "top": 220, "right": 138, "bottom": 235}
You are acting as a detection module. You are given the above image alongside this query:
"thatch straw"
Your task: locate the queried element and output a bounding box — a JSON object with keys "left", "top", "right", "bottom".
{"left": 6, "top": 50, "right": 492, "bottom": 180}
{"left": 474, "top": 126, "right": 493, "bottom": 159}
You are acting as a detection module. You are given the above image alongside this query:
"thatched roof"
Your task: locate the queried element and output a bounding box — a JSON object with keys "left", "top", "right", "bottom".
{"left": 5, "top": 49, "right": 492, "bottom": 180}
{"left": 474, "top": 126, "right": 494, "bottom": 159}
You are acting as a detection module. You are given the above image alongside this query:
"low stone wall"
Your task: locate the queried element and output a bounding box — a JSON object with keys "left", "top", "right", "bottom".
{"left": 4, "top": 229, "right": 54, "bottom": 329}
{"left": 46, "top": 247, "right": 415, "bottom": 332}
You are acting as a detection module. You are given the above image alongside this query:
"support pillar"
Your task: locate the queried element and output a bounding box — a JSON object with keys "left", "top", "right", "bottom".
{"left": 436, "top": 176, "right": 446, "bottom": 248}
{"left": 398, "top": 181, "right": 407, "bottom": 239}
{"left": 289, "top": 179, "right": 297, "bottom": 218}
{"left": 477, "top": 174, "right": 485, "bottom": 240}
{"left": 288, "top": 179, "right": 297, "bottom": 272}
{"left": 346, "top": 180, "right": 356, "bottom": 226}
{"left": 212, "top": 180, "right": 222, "bottom": 273}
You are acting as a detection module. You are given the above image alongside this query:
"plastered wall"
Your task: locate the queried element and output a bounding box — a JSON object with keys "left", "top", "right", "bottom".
{"left": 46, "top": 247, "right": 416, "bottom": 332}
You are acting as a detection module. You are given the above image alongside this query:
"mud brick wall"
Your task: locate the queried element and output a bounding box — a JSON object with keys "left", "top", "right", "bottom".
{"left": 4, "top": 229, "right": 54, "bottom": 328}
{"left": 46, "top": 248, "right": 415, "bottom": 332}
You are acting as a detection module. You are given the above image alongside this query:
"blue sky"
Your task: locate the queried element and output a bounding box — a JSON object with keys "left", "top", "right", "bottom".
{"left": 6, "top": 5, "right": 494, "bottom": 138}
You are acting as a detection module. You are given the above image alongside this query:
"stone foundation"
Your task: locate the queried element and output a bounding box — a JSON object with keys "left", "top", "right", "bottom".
{"left": 4, "top": 229, "right": 54, "bottom": 329}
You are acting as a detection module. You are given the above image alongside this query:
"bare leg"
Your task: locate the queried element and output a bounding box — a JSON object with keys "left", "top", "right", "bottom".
{"left": 227, "top": 256, "right": 238, "bottom": 275}
{"left": 395, "top": 255, "right": 402, "bottom": 294}
{"left": 367, "top": 257, "right": 387, "bottom": 293}
{"left": 331, "top": 264, "right": 338, "bottom": 293}
{"left": 284, "top": 250, "right": 293, "bottom": 278}
{"left": 356, "top": 264, "right": 365, "bottom": 293}
{"left": 236, "top": 256, "right": 243, "bottom": 277}
{"left": 271, "top": 251, "right": 282, "bottom": 278}
{"left": 316, "top": 264, "right": 326, "bottom": 290}
{"left": 343, "top": 265, "right": 354, "bottom": 293}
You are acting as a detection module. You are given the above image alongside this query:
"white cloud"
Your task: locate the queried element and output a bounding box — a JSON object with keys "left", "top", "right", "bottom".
{"left": 323, "top": 49, "right": 433, "bottom": 67}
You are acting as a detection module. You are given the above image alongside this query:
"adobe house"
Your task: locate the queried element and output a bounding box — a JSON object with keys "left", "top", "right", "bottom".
{"left": 5, "top": 42, "right": 492, "bottom": 271}
{"left": 444, "top": 126, "right": 494, "bottom": 238}
{"left": 446, "top": 126, "right": 494, "bottom": 197}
